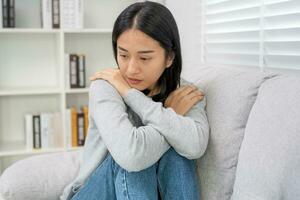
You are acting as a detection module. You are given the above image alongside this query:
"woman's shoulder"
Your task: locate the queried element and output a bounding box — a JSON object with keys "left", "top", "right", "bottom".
{"left": 180, "top": 78, "right": 206, "bottom": 93}
{"left": 89, "top": 79, "right": 122, "bottom": 99}
{"left": 180, "top": 78, "right": 207, "bottom": 113}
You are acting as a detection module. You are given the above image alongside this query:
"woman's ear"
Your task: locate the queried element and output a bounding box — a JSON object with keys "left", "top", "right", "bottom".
{"left": 166, "top": 52, "right": 175, "bottom": 68}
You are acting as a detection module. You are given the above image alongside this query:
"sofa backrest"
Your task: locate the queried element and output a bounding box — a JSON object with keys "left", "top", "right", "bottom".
{"left": 187, "top": 66, "right": 277, "bottom": 200}
{"left": 0, "top": 150, "right": 81, "bottom": 200}
{"left": 231, "top": 75, "right": 300, "bottom": 200}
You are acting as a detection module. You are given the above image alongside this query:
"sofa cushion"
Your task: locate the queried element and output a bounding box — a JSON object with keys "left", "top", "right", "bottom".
{"left": 184, "top": 66, "right": 277, "bottom": 200}
{"left": 231, "top": 75, "right": 300, "bottom": 200}
{"left": 0, "top": 150, "right": 81, "bottom": 200}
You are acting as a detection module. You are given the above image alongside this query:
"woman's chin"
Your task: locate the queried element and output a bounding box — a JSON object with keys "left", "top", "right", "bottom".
{"left": 127, "top": 82, "right": 146, "bottom": 90}
{"left": 130, "top": 85, "right": 146, "bottom": 91}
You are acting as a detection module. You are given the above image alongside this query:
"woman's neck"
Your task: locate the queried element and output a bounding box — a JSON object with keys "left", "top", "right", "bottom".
{"left": 147, "top": 85, "right": 161, "bottom": 97}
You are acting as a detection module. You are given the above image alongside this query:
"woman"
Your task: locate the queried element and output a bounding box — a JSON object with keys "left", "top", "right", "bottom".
{"left": 61, "top": 2, "right": 209, "bottom": 200}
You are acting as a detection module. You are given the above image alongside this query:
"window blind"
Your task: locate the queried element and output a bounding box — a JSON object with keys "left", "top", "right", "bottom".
{"left": 201, "top": 0, "right": 300, "bottom": 70}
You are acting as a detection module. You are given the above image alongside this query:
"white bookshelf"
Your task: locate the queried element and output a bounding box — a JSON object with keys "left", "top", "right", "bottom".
{"left": 0, "top": 0, "right": 139, "bottom": 175}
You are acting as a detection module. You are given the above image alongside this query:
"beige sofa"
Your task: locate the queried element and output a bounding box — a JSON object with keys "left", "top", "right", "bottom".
{"left": 1, "top": 66, "right": 300, "bottom": 200}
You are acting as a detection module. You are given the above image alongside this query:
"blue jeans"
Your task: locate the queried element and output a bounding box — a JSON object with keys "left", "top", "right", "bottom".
{"left": 71, "top": 148, "right": 200, "bottom": 200}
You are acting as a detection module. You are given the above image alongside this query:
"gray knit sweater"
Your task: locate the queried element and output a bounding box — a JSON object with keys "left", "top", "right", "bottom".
{"left": 60, "top": 79, "right": 209, "bottom": 200}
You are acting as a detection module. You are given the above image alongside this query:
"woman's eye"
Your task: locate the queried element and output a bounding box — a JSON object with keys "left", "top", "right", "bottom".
{"left": 140, "top": 57, "right": 150, "bottom": 61}
{"left": 120, "top": 55, "right": 128, "bottom": 58}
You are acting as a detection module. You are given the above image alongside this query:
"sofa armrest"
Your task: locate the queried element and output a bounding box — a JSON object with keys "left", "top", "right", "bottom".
{"left": 0, "top": 150, "right": 81, "bottom": 200}
{"left": 232, "top": 76, "right": 300, "bottom": 199}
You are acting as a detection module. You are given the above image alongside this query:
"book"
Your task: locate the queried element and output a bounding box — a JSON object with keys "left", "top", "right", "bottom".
{"left": 40, "top": 112, "right": 53, "bottom": 149}
{"left": 75, "top": 0, "right": 83, "bottom": 29}
{"left": 66, "top": 106, "right": 88, "bottom": 147}
{"left": 60, "top": 0, "right": 73, "bottom": 29}
{"left": 67, "top": 54, "right": 86, "bottom": 88}
{"left": 71, "top": 107, "right": 78, "bottom": 147}
{"left": 77, "top": 112, "right": 84, "bottom": 146}
{"left": 52, "top": 112, "right": 63, "bottom": 148}
{"left": 65, "top": 108, "right": 72, "bottom": 148}
{"left": 82, "top": 105, "right": 88, "bottom": 138}
{"left": 25, "top": 112, "right": 62, "bottom": 150}
{"left": 41, "top": 0, "right": 52, "bottom": 29}
{"left": 33, "top": 115, "right": 41, "bottom": 149}
{"left": 78, "top": 54, "right": 86, "bottom": 88}
{"left": 24, "top": 114, "right": 33, "bottom": 150}
{"left": 60, "top": 0, "right": 83, "bottom": 29}
{"left": 2, "top": 0, "right": 8, "bottom": 28}
{"left": 66, "top": 53, "right": 87, "bottom": 89}
{"left": 8, "top": 0, "right": 14, "bottom": 27}
{"left": 65, "top": 53, "right": 70, "bottom": 89}
{"left": 0, "top": 0, "right": 3, "bottom": 28}
{"left": 70, "top": 54, "right": 79, "bottom": 88}
{"left": 52, "top": 0, "right": 60, "bottom": 28}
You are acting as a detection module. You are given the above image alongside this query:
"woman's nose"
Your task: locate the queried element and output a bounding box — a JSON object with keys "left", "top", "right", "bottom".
{"left": 127, "top": 59, "right": 140, "bottom": 74}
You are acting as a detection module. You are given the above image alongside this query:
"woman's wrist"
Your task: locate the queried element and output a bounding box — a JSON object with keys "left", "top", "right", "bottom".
{"left": 120, "top": 85, "right": 132, "bottom": 97}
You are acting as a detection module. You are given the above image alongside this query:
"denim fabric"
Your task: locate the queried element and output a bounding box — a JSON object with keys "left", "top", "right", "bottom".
{"left": 71, "top": 148, "right": 200, "bottom": 200}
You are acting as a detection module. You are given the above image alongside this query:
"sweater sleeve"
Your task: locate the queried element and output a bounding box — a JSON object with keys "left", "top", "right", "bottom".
{"left": 90, "top": 80, "right": 169, "bottom": 172}
{"left": 123, "top": 86, "right": 209, "bottom": 159}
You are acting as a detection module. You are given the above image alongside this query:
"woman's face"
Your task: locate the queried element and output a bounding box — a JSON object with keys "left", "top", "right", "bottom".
{"left": 117, "top": 29, "right": 173, "bottom": 94}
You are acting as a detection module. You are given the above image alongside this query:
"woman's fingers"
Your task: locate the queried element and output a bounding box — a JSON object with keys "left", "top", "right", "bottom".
{"left": 89, "top": 68, "right": 118, "bottom": 81}
{"left": 90, "top": 71, "right": 101, "bottom": 81}
{"left": 173, "top": 85, "right": 204, "bottom": 101}
{"left": 181, "top": 90, "right": 203, "bottom": 104}
{"left": 186, "top": 92, "right": 204, "bottom": 102}
{"left": 164, "top": 84, "right": 205, "bottom": 115}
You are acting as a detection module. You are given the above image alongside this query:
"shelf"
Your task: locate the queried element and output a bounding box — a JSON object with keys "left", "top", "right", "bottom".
{"left": 0, "top": 88, "right": 89, "bottom": 96}
{"left": 0, "top": 28, "right": 60, "bottom": 34}
{"left": 0, "top": 28, "right": 112, "bottom": 34}
{"left": 66, "top": 146, "right": 84, "bottom": 151}
{"left": 0, "top": 0, "right": 137, "bottom": 174}
{"left": 0, "top": 141, "right": 82, "bottom": 157}
{"left": 0, "top": 88, "right": 62, "bottom": 96}
{"left": 65, "top": 88, "right": 89, "bottom": 94}
{"left": 63, "top": 28, "right": 112, "bottom": 34}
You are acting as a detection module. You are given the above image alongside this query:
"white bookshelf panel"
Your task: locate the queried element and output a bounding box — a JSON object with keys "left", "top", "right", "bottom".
{"left": 15, "top": 0, "right": 42, "bottom": 28}
{"left": 65, "top": 88, "right": 89, "bottom": 94}
{"left": 0, "top": 0, "right": 145, "bottom": 175}
{"left": 0, "top": 95, "right": 61, "bottom": 143}
{"left": 84, "top": 0, "right": 136, "bottom": 29}
{"left": 63, "top": 29, "right": 112, "bottom": 34}
{"left": 0, "top": 141, "right": 67, "bottom": 157}
{"left": 0, "top": 29, "right": 60, "bottom": 33}
{"left": 64, "top": 33, "right": 117, "bottom": 89}
{"left": 66, "top": 93, "right": 88, "bottom": 109}
{"left": 0, "top": 33, "right": 61, "bottom": 91}
{"left": 0, "top": 88, "right": 62, "bottom": 96}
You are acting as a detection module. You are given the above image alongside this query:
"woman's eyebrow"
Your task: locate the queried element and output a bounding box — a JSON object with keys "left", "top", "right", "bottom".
{"left": 118, "top": 46, "right": 128, "bottom": 52}
{"left": 118, "top": 46, "right": 154, "bottom": 54}
{"left": 138, "top": 50, "right": 155, "bottom": 54}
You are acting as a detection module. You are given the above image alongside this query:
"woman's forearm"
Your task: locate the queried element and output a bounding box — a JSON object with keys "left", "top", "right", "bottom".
{"left": 123, "top": 88, "right": 209, "bottom": 159}
{"left": 90, "top": 80, "right": 170, "bottom": 172}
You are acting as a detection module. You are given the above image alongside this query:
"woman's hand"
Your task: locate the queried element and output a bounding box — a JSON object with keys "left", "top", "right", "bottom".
{"left": 90, "top": 68, "right": 131, "bottom": 97}
{"left": 164, "top": 85, "right": 204, "bottom": 116}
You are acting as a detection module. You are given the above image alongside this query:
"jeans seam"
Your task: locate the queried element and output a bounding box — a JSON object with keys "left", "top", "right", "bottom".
{"left": 123, "top": 170, "right": 130, "bottom": 200}
{"left": 157, "top": 177, "right": 164, "bottom": 200}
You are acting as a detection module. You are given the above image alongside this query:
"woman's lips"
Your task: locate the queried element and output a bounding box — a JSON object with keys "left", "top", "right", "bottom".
{"left": 127, "top": 77, "right": 142, "bottom": 84}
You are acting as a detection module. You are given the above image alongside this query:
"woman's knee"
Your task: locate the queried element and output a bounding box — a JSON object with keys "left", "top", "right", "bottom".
{"left": 114, "top": 160, "right": 159, "bottom": 200}
{"left": 159, "top": 148, "right": 196, "bottom": 172}
{"left": 161, "top": 148, "right": 190, "bottom": 163}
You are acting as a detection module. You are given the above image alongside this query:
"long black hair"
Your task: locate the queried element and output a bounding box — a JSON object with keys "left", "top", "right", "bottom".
{"left": 112, "top": 1, "right": 182, "bottom": 103}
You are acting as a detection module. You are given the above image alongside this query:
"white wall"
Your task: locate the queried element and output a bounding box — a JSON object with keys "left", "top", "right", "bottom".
{"left": 165, "top": 0, "right": 202, "bottom": 78}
